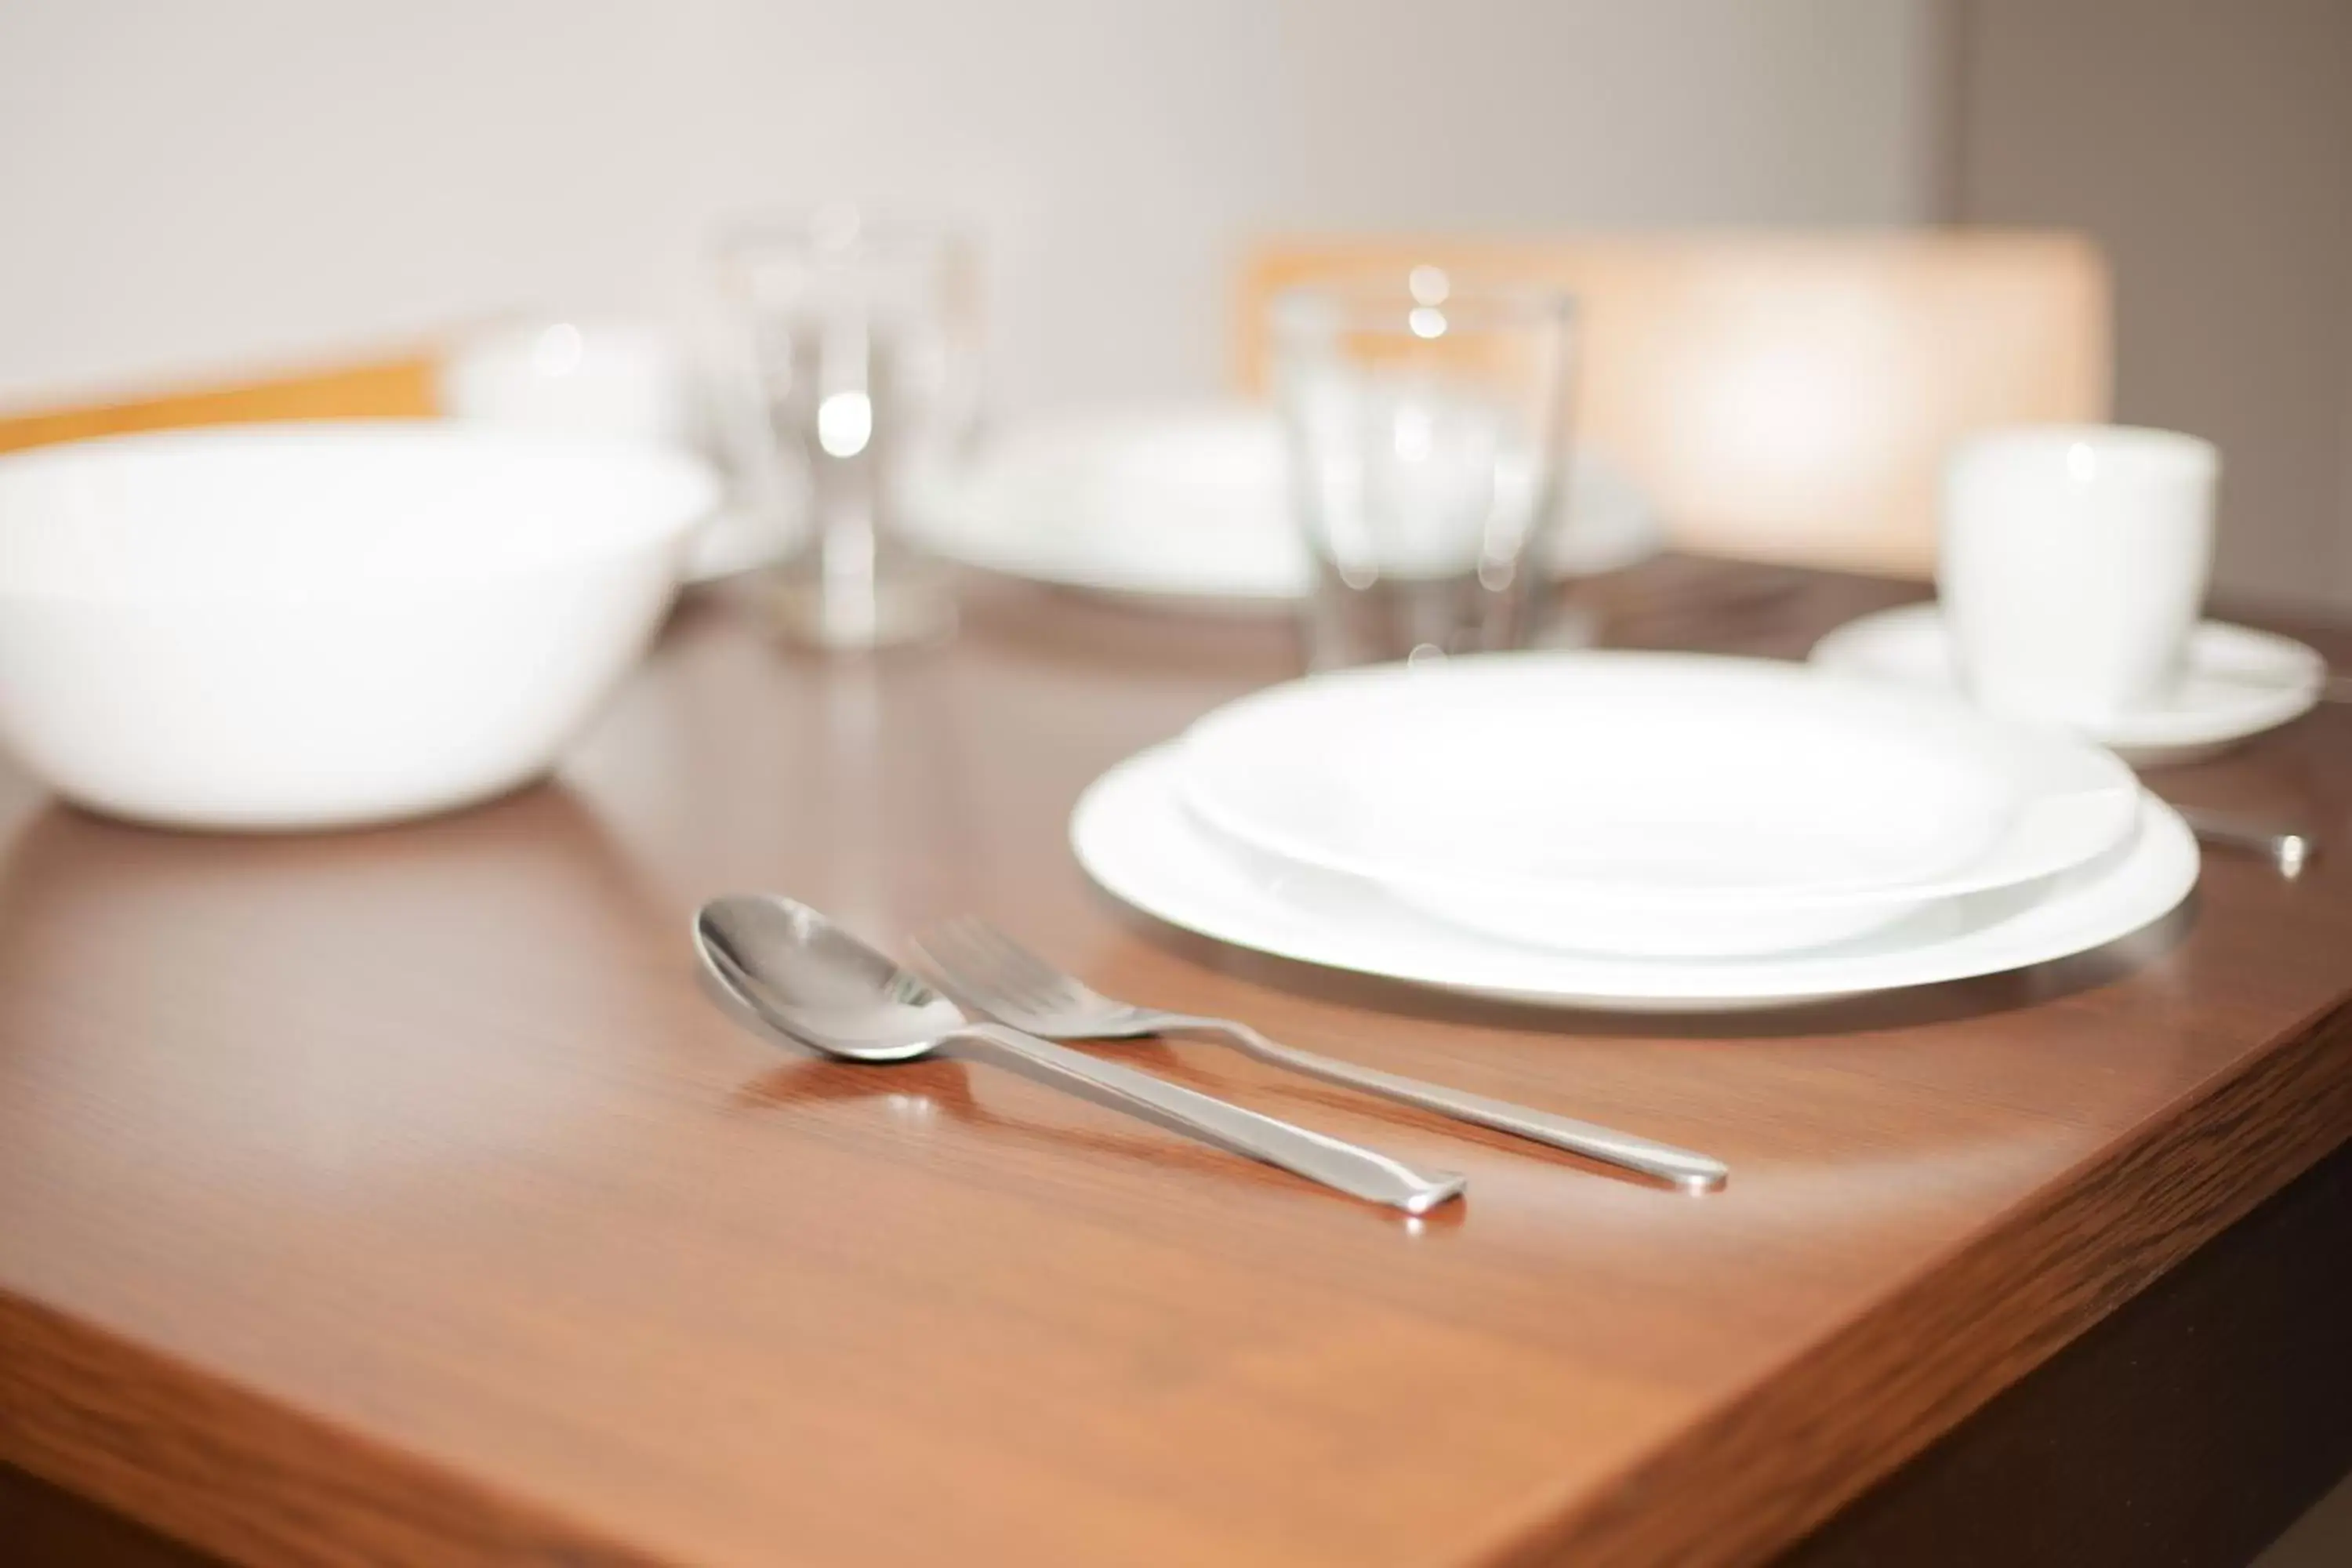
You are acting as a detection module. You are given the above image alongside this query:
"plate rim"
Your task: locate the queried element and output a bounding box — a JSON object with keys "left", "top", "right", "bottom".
{"left": 1071, "top": 743, "right": 2198, "bottom": 1009}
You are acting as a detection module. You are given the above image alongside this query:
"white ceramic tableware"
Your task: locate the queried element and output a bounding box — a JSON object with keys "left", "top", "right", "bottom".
{"left": 1940, "top": 425, "right": 2217, "bottom": 725}
{"left": 440, "top": 320, "right": 698, "bottom": 448}
{"left": 1809, "top": 602, "right": 2327, "bottom": 766}
{"left": 1176, "top": 653, "right": 2141, "bottom": 958}
{"left": 439, "top": 319, "right": 781, "bottom": 583}
{"left": 902, "top": 404, "right": 1661, "bottom": 609}
{"left": 1074, "top": 745, "right": 2197, "bottom": 1011}
{"left": 0, "top": 423, "right": 717, "bottom": 830}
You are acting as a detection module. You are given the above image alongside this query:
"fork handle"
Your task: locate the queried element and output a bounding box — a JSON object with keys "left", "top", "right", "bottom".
{"left": 2175, "top": 807, "right": 2315, "bottom": 878}
{"left": 1161, "top": 1017, "right": 1728, "bottom": 1193}
{"left": 935, "top": 1025, "right": 1465, "bottom": 1214}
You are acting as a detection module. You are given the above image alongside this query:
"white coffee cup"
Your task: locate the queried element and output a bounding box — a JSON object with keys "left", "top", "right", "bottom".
{"left": 438, "top": 319, "right": 697, "bottom": 448}
{"left": 439, "top": 319, "right": 790, "bottom": 580}
{"left": 1939, "top": 424, "right": 2218, "bottom": 725}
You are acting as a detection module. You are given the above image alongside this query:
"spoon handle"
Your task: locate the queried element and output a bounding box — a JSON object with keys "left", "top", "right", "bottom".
{"left": 938, "top": 1024, "right": 1467, "bottom": 1214}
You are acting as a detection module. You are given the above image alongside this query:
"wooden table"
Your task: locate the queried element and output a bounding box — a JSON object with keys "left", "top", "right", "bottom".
{"left": 2, "top": 558, "right": 2347, "bottom": 1567}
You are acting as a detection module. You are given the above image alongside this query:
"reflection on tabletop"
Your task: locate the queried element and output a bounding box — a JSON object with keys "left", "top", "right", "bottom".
{"left": 0, "top": 786, "right": 683, "bottom": 1181}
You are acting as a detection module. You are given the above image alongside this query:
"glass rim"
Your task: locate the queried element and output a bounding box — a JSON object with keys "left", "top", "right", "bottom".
{"left": 1269, "top": 275, "right": 1576, "bottom": 339}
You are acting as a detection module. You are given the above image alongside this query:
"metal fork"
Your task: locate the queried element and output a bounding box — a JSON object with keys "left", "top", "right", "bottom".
{"left": 914, "top": 917, "right": 1729, "bottom": 1193}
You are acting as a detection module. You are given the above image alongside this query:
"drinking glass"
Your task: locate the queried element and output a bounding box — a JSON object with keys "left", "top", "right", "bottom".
{"left": 712, "top": 209, "right": 980, "bottom": 648}
{"left": 1270, "top": 272, "right": 1576, "bottom": 669}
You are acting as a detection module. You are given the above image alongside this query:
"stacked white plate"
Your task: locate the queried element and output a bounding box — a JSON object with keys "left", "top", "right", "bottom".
{"left": 1072, "top": 652, "right": 2200, "bottom": 1010}
{"left": 903, "top": 403, "right": 1662, "bottom": 609}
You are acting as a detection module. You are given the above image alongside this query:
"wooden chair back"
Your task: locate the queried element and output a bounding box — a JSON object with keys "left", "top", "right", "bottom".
{"left": 1238, "top": 232, "right": 2111, "bottom": 577}
{"left": 0, "top": 352, "right": 437, "bottom": 457}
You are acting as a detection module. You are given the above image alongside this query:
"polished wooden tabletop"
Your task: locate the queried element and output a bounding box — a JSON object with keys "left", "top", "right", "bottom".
{"left": 2, "top": 557, "right": 2348, "bottom": 1567}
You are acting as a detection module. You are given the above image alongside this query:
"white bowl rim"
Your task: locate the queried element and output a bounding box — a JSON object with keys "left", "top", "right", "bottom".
{"left": 0, "top": 419, "right": 720, "bottom": 605}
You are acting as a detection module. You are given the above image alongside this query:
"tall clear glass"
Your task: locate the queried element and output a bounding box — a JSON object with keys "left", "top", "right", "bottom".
{"left": 713, "top": 209, "right": 980, "bottom": 649}
{"left": 1271, "top": 274, "right": 1576, "bottom": 669}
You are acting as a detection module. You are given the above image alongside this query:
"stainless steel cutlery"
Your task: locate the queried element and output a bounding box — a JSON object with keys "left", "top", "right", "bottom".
{"left": 916, "top": 916, "right": 1730, "bottom": 1193}
{"left": 2178, "top": 807, "right": 2318, "bottom": 878}
{"left": 695, "top": 894, "right": 1466, "bottom": 1214}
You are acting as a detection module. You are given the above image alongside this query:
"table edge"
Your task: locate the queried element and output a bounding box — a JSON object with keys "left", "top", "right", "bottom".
{"left": 0, "top": 1287, "right": 659, "bottom": 1566}
{"left": 1485, "top": 993, "right": 2352, "bottom": 1568}
{"left": 5, "top": 1012, "right": 2350, "bottom": 1567}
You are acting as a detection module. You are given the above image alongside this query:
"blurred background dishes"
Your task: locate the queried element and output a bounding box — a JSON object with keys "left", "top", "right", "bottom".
{"left": 0, "top": 423, "right": 717, "bottom": 831}
{"left": 903, "top": 401, "right": 1661, "bottom": 611}
{"left": 711, "top": 209, "right": 984, "bottom": 650}
{"left": 437, "top": 318, "right": 783, "bottom": 584}
{"left": 439, "top": 320, "right": 698, "bottom": 451}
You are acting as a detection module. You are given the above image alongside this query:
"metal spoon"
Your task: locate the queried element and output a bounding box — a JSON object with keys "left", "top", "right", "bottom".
{"left": 694, "top": 894, "right": 1467, "bottom": 1214}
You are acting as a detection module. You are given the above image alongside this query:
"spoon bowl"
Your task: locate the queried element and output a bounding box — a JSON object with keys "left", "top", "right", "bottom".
{"left": 697, "top": 895, "right": 960, "bottom": 1060}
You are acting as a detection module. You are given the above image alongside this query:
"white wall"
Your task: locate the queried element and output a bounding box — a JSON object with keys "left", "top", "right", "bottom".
{"left": 0, "top": 0, "right": 1940, "bottom": 416}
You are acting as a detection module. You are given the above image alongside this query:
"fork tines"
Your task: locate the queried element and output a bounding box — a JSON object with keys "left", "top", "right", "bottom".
{"left": 913, "top": 916, "right": 1091, "bottom": 1021}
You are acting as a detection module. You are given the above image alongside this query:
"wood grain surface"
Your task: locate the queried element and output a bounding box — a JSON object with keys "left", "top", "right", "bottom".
{"left": 1, "top": 558, "right": 2348, "bottom": 1566}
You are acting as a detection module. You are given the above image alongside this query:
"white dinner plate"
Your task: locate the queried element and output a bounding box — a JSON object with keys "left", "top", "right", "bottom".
{"left": 1176, "top": 652, "right": 2141, "bottom": 958}
{"left": 902, "top": 403, "right": 1662, "bottom": 608}
{"left": 1073, "top": 746, "right": 2197, "bottom": 1011}
{"left": 1809, "top": 602, "right": 2326, "bottom": 767}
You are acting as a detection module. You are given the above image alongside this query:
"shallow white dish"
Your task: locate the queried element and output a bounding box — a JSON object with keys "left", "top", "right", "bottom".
{"left": 903, "top": 402, "right": 1661, "bottom": 608}
{"left": 1178, "top": 652, "right": 2141, "bottom": 958}
{"left": 1075, "top": 746, "right": 2197, "bottom": 1010}
{"left": 1809, "top": 602, "right": 2326, "bottom": 767}
{"left": 0, "top": 423, "right": 717, "bottom": 830}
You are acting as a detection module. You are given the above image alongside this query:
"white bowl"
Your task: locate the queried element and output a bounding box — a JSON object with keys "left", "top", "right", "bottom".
{"left": 0, "top": 423, "right": 718, "bottom": 830}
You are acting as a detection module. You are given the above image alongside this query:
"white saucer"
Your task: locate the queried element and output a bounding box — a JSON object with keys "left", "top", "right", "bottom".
{"left": 904, "top": 403, "right": 1662, "bottom": 609}
{"left": 1809, "top": 602, "right": 2326, "bottom": 766}
{"left": 1070, "top": 745, "right": 2198, "bottom": 1011}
